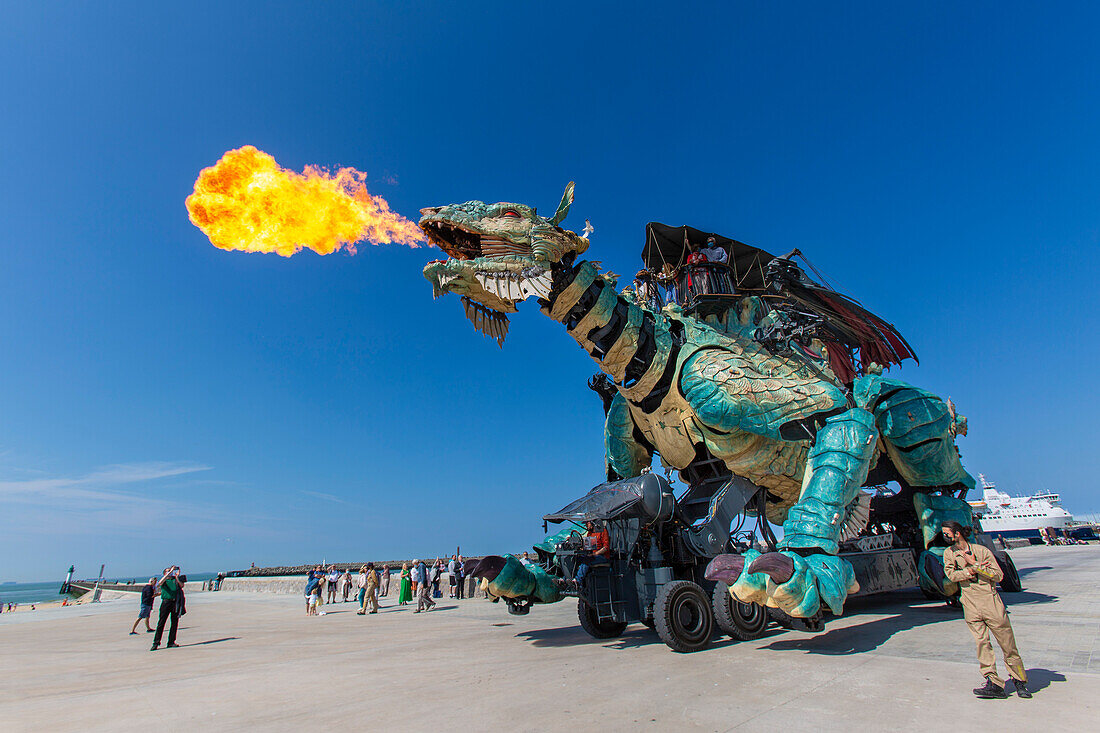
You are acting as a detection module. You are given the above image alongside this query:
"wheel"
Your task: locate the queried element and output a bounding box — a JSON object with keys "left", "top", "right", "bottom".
{"left": 767, "top": 606, "right": 795, "bottom": 629}
{"left": 654, "top": 580, "right": 713, "bottom": 653}
{"left": 997, "top": 553, "right": 1023, "bottom": 592}
{"left": 712, "top": 582, "right": 768, "bottom": 640}
{"left": 577, "top": 600, "right": 627, "bottom": 639}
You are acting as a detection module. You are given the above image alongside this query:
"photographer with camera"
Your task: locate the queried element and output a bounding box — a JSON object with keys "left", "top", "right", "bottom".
{"left": 150, "top": 565, "right": 182, "bottom": 651}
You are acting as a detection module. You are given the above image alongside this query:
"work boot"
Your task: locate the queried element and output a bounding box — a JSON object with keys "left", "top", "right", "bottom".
{"left": 166, "top": 642, "right": 179, "bottom": 648}
{"left": 972, "top": 679, "right": 1007, "bottom": 699}
{"left": 149, "top": 644, "right": 158, "bottom": 652}
{"left": 1012, "top": 680, "right": 1032, "bottom": 699}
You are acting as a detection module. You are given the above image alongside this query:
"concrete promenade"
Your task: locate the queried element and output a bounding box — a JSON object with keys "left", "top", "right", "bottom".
{"left": 1, "top": 545, "right": 1097, "bottom": 731}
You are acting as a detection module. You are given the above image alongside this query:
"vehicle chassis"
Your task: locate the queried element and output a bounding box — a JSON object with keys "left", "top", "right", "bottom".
{"left": 509, "top": 472, "right": 1020, "bottom": 653}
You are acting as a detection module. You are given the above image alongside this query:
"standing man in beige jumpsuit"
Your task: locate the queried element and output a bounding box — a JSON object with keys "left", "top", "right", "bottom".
{"left": 942, "top": 520, "right": 1031, "bottom": 699}
{"left": 357, "top": 563, "right": 380, "bottom": 615}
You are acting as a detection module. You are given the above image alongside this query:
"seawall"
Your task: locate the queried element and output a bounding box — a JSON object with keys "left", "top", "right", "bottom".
{"left": 219, "top": 574, "right": 485, "bottom": 598}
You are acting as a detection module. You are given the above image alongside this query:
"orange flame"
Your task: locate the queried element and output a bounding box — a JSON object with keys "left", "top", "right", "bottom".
{"left": 186, "top": 145, "right": 425, "bottom": 256}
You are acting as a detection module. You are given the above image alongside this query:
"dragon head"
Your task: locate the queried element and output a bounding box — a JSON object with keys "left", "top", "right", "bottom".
{"left": 421, "top": 183, "right": 589, "bottom": 344}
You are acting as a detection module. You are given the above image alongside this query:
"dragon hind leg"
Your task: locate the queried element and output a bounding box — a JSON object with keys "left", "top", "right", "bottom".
{"left": 855, "top": 376, "right": 979, "bottom": 599}
{"left": 914, "top": 491, "right": 974, "bottom": 596}
{"left": 727, "top": 408, "right": 875, "bottom": 617}
{"left": 856, "top": 375, "right": 976, "bottom": 492}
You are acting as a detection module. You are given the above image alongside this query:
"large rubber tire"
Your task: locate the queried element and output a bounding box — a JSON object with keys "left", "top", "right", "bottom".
{"left": 654, "top": 580, "right": 713, "bottom": 653}
{"left": 712, "top": 582, "right": 768, "bottom": 640}
{"left": 577, "top": 600, "right": 627, "bottom": 639}
{"left": 997, "top": 553, "right": 1023, "bottom": 593}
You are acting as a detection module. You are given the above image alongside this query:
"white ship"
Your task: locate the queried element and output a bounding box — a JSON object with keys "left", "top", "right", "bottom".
{"left": 969, "top": 474, "right": 1073, "bottom": 540}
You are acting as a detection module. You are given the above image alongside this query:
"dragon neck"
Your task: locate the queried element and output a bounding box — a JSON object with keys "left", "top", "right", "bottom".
{"left": 542, "top": 260, "right": 681, "bottom": 411}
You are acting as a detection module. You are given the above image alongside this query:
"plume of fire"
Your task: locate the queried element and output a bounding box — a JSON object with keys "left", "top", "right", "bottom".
{"left": 186, "top": 145, "right": 426, "bottom": 256}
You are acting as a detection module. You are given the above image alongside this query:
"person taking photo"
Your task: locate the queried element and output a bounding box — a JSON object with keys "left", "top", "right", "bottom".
{"left": 150, "top": 566, "right": 182, "bottom": 652}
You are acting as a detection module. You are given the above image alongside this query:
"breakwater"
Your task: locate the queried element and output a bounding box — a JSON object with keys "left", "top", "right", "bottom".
{"left": 68, "top": 581, "right": 143, "bottom": 595}
{"left": 225, "top": 557, "right": 490, "bottom": 578}
{"left": 219, "top": 573, "right": 486, "bottom": 598}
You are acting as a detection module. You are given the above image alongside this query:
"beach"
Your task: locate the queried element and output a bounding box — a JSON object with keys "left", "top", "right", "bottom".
{"left": 1, "top": 545, "right": 1097, "bottom": 732}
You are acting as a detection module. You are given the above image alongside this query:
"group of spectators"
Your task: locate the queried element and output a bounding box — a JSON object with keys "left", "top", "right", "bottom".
{"left": 634, "top": 235, "right": 735, "bottom": 311}
{"left": 304, "top": 555, "right": 471, "bottom": 617}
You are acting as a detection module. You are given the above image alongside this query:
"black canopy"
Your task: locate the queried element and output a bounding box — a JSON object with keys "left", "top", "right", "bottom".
{"left": 639, "top": 222, "right": 917, "bottom": 376}
{"left": 643, "top": 223, "right": 778, "bottom": 290}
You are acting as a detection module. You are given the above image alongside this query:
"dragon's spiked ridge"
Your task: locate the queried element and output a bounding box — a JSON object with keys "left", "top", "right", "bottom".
{"left": 421, "top": 183, "right": 589, "bottom": 345}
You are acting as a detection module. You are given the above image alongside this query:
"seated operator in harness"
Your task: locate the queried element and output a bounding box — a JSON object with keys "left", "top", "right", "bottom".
{"left": 572, "top": 520, "right": 611, "bottom": 588}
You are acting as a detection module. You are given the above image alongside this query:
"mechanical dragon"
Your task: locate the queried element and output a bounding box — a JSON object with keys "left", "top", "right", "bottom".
{"left": 421, "top": 183, "right": 980, "bottom": 627}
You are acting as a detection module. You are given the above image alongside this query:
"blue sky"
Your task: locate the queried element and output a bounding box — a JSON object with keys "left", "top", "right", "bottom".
{"left": 1, "top": 2, "right": 1097, "bottom": 582}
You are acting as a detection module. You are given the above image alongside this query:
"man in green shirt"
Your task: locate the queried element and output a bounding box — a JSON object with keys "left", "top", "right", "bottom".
{"left": 151, "top": 566, "right": 181, "bottom": 651}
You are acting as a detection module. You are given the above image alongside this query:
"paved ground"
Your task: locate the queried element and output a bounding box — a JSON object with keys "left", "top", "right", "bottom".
{"left": 2, "top": 546, "right": 1097, "bottom": 731}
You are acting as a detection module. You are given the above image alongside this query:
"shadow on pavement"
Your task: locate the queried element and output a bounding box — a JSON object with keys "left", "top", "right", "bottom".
{"left": 606, "top": 630, "right": 748, "bottom": 653}
{"left": 1003, "top": 591, "right": 1058, "bottom": 606}
{"left": 515, "top": 626, "right": 597, "bottom": 647}
{"left": 1025, "top": 668, "right": 1066, "bottom": 693}
{"left": 1016, "top": 565, "right": 1052, "bottom": 577}
{"left": 761, "top": 610, "right": 949, "bottom": 655}
{"left": 180, "top": 637, "right": 240, "bottom": 647}
{"left": 516, "top": 624, "right": 778, "bottom": 652}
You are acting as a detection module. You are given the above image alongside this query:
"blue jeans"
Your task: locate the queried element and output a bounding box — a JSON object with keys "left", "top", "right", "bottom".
{"left": 574, "top": 555, "right": 609, "bottom": 584}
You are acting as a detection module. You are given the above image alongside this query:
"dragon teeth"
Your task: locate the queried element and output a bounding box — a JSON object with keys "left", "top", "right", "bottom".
{"left": 470, "top": 271, "right": 552, "bottom": 302}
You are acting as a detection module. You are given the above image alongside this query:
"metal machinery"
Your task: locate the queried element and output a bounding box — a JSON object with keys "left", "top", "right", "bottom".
{"left": 517, "top": 472, "right": 1021, "bottom": 653}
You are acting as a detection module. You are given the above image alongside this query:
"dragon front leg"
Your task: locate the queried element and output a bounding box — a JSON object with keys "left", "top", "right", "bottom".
{"left": 466, "top": 555, "right": 563, "bottom": 604}
{"left": 604, "top": 391, "right": 652, "bottom": 480}
{"left": 723, "top": 409, "right": 876, "bottom": 617}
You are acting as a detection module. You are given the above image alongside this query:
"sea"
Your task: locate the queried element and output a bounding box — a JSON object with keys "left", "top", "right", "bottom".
{"left": 1, "top": 573, "right": 218, "bottom": 606}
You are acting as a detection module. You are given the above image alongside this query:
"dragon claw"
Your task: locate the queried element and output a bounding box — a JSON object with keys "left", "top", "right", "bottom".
{"left": 922, "top": 552, "right": 945, "bottom": 587}
{"left": 917, "top": 547, "right": 958, "bottom": 598}
{"left": 467, "top": 556, "right": 506, "bottom": 582}
{"left": 728, "top": 550, "right": 858, "bottom": 618}
{"left": 470, "top": 554, "right": 563, "bottom": 605}
{"left": 704, "top": 554, "right": 746, "bottom": 584}
{"left": 747, "top": 552, "right": 796, "bottom": 585}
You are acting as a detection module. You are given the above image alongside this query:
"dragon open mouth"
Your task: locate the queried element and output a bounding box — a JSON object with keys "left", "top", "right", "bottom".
{"left": 421, "top": 219, "right": 483, "bottom": 260}
{"left": 420, "top": 210, "right": 534, "bottom": 261}
{"left": 419, "top": 184, "right": 581, "bottom": 346}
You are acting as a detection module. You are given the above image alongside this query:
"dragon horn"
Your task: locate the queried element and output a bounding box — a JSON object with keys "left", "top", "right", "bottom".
{"left": 548, "top": 181, "right": 575, "bottom": 225}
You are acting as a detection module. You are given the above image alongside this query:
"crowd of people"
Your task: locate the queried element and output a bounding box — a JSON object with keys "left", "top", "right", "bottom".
{"left": 303, "top": 555, "right": 472, "bottom": 617}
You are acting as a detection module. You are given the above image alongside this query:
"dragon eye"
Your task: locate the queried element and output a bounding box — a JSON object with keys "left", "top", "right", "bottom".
{"left": 502, "top": 209, "right": 520, "bottom": 218}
